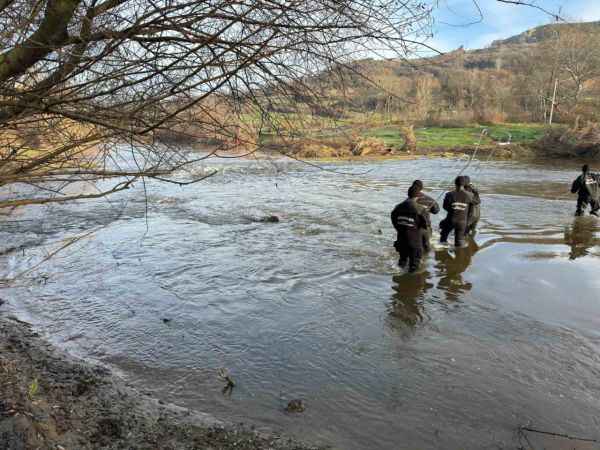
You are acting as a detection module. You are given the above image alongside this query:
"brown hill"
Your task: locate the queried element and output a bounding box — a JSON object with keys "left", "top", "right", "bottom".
{"left": 491, "top": 20, "right": 600, "bottom": 46}
{"left": 309, "top": 21, "right": 600, "bottom": 125}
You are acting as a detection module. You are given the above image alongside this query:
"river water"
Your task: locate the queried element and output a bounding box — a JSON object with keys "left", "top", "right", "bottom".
{"left": 2, "top": 156, "right": 600, "bottom": 449}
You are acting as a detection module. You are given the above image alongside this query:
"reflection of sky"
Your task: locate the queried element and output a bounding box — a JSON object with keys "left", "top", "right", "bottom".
{"left": 425, "top": 0, "right": 600, "bottom": 53}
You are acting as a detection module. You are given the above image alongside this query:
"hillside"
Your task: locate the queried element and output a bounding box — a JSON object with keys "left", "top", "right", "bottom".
{"left": 491, "top": 20, "right": 600, "bottom": 46}
{"left": 251, "top": 20, "right": 600, "bottom": 159}
{"left": 303, "top": 20, "right": 600, "bottom": 126}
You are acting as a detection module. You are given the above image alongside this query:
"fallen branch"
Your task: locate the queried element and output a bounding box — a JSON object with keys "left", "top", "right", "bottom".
{"left": 0, "top": 179, "right": 134, "bottom": 208}
{"left": 9, "top": 229, "right": 97, "bottom": 282}
{"left": 520, "top": 426, "right": 599, "bottom": 443}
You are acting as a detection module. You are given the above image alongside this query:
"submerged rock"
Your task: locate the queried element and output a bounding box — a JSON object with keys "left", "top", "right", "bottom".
{"left": 262, "top": 215, "right": 280, "bottom": 223}
{"left": 244, "top": 214, "right": 280, "bottom": 223}
{"left": 285, "top": 399, "right": 305, "bottom": 413}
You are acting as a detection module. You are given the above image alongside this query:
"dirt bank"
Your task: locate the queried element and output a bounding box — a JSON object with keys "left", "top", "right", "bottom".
{"left": 267, "top": 143, "right": 536, "bottom": 162}
{"left": 0, "top": 315, "right": 323, "bottom": 450}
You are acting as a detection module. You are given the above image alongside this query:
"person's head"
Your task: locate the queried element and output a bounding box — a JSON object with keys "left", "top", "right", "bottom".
{"left": 455, "top": 176, "right": 466, "bottom": 189}
{"left": 407, "top": 185, "right": 419, "bottom": 198}
{"left": 583, "top": 164, "right": 589, "bottom": 174}
{"left": 463, "top": 175, "right": 471, "bottom": 185}
{"left": 411, "top": 180, "right": 424, "bottom": 192}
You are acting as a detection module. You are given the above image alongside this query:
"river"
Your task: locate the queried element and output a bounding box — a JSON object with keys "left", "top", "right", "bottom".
{"left": 2, "top": 156, "right": 600, "bottom": 449}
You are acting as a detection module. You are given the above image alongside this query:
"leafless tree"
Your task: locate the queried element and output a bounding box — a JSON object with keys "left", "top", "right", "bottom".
{"left": 0, "top": 0, "right": 437, "bottom": 209}
{"left": 526, "top": 24, "right": 600, "bottom": 122}
{"left": 554, "top": 26, "right": 600, "bottom": 112}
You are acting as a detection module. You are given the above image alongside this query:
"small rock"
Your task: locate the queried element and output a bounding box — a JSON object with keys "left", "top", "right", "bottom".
{"left": 263, "top": 215, "right": 280, "bottom": 223}
{"left": 162, "top": 318, "right": 172, "bottom": 324}
{"left": 285, "top": 399, "right": 305, "bottom": 413}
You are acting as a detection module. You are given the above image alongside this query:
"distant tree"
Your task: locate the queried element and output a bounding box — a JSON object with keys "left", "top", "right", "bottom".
{"left": 412, "top": 76, "right": 438, "bottom": 121}
{"left": 531, "top": 25, "right": 600, "bottom": 121}
{"left": 555, "top": 26, "right": 600, "bottom": 108}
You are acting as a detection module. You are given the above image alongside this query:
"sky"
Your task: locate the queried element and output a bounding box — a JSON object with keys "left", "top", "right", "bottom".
{"left": 428, "top": 0, "right": 600, "bottom": 52}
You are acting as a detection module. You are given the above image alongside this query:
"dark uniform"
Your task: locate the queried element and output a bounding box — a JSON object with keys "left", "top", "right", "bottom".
{"left": 391, "top": 198, "right": 428, "bottom": 272}
{"left": 415, "top": 192, "right": 440, "bottom": 251}
{"left": 464, "top": 182, "right": 481, "bottom": 235}
{"left": 439, "top": 189, "right": 474, "bottom": 247}
{"left": 571, "top": 172, "right": 600, "bottom": 216}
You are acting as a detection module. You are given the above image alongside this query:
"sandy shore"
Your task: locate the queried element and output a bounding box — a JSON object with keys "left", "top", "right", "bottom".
{"left": 0, "top": 313, "right": 323, "bottom": 450}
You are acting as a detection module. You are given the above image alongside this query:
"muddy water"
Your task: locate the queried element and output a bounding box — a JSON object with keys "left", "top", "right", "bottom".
{"left": 2, "top": 157, "right": 600, "bottom": 449}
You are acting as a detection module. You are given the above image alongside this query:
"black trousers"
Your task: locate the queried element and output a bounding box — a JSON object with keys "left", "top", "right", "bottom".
{"left": 576, "top": 196, "right": 599, "bottom": 216}
{"left": 421, "top": 227, "right": 432, "bottom": 252}
{"left": 467, "top": 205, "right": 480, "bottom": 235}
{"left": 466, "top": 219, "right": 478, "bottom": 236}
{"left": 440, "top": 218, "right": 467, "bottom": 247}
{"left": 394, "top": 240, "right": 423, "bottom": 272}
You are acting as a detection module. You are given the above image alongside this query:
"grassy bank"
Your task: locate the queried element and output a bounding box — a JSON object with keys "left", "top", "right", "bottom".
{"left": 363, "top": 123, "right": 547, "bottom": 150}
{"left": 254, "top": 112, "right": 549, "bottom": 158}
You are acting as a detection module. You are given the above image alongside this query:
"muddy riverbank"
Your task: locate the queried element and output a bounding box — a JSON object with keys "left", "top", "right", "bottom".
{"left": 0, "top": 314, "right": 322, "bottom": 450}
{"left": 268, "top": 143, "right": 537, "bottom": 161}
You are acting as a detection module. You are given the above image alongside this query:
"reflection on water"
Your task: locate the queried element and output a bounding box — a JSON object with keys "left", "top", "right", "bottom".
{"left": 388, "top": 238, "right": 480, "bottom": 332}
{"left": 565, "top": 218, "right": 598, "bottom": 260}
{"left": 3, "top": 157, "right": 600, "bottom": 450}
{"left": 434, "top": 239, "right": 479, "bottom": 302}
{"left": 388, "top": 270, "right": 432, "bottom": 331}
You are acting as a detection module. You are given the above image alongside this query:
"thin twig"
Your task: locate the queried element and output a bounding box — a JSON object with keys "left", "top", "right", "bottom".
{"left": 8, "top": 229, "right": 96, "bottom": 281}
{"left": 520, "top": 426, "right": 599, "bottom": 443}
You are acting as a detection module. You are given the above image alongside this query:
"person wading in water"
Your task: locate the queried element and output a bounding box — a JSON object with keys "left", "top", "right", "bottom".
{"left": 439, "top": 176, "right": 475, "bottom": 247}
{"left": 410, "top": 180, "right": 440, "bottom": 252}
{"left": 391, "top": 185, "right": 429, "bottom": 272}
{"left": 571, "top": 165, "right": 600, "bottom": 217}
{"left": 464, "top": 176, "right": 481, "bottom": 235}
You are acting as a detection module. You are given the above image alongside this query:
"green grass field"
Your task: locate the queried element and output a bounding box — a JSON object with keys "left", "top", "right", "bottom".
{"left": 253, "top": 109, "right": 550, "bottom": 152}
{"left": 364, "top": 123, "right": 548, "bottom": 150}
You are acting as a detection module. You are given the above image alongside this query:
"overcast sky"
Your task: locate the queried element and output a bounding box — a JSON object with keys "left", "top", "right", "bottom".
{"left": 428, "top": 0, "right": 600, "bottom": 52}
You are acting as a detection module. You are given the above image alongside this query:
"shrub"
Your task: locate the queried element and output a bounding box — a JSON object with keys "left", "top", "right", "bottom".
{"left": 351, "top": 137, "right": 391, "bottom": 156}
{"left": 537, "top": 122, "right": 600, "bottom": 158}
{"left": 424, "top": 110, "right": 474, "bottom": 128}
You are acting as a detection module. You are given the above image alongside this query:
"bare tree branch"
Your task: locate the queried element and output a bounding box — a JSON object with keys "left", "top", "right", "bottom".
{"left": 494, "top": 0, "right": 563, "bottom": 21}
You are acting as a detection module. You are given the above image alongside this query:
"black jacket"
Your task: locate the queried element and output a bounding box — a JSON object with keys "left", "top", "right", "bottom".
{"left": 391, "top": 198, "right": 428, "bottom": 243}
{"left": 465, "top": 184, "right": 481, "bottom": 225}
{"left": 571, "top": 173, "right": 600, "bottom": 201}
{"left": 443, "top": 189, "right": 474, "bottom": 224}
{"left": 415, "top": 192, "right": 440, "bottom": 229}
